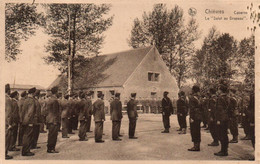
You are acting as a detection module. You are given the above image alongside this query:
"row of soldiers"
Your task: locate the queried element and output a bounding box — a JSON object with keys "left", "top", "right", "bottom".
{"left": 5, "top": 83, "right": 140, "bottom": 160}
{"left": 174, "top": 84, "right": 255, "bottom": 157}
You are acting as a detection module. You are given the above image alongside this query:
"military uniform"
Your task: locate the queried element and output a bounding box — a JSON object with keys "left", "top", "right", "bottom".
{"left": 70, "top": 98, "right": 79, "bottom": 131}
{"left": 18, "top": 97, "right": 26, "bottom": 146}
{"left": 127, "top": 97, "right": 138, "bottom": 138}
{"left": 9, "top": 97, "right": 20, "bottom": 151}
{"left": 86, "top": 97, "right": 93, "bottom": 132}
{"left": 60, "top": 98, "right": 71, "bottom": 138}
{"left": 93, "top": 98, "right": 105, "bottom": 142}
{"left": 110, "top": 97, "right": 123, "bottom": 140}
{"left": 39, "top": 98, "right": 47, "bottom": 133}
{"left": 32, "top": 96, "right": 41, "bottom": 149}
{"left": 46, "top": 94, "right": 60, "bottom": 152}
{"left": 201, "top": 98, "right": 209, "bottom": 128}
{"left": 208, "top": 94, "right": 219, "bottom": 146}
{"left": 161, "top": 96, "right": 173, "bottom": 132}
{"left": 78, "top": 97, "right": 91, "bottom": 141}
{"left": 177, "top": 96, "right": 188, "bottom": 133}
{"left": 5, "top": 94, "right": 14, "bottom": 158}
{"left": 229, "top": 96, "right": 239, "bottom": 143}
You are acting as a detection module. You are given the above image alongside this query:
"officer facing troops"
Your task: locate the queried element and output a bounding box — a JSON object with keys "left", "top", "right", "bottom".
{"left": 32, "top": 90, "right": 42, "bottom": 149}
{"left": 177, "top": 91, "right": 188, "bottom": 134}
{"left": 229, "top": 87, "right": 239, "bottom": 143}
{"left": 46, "top": 86, "right": 60, "bottom": 153}
{"left": 9, "top": 91, "right": 20, "bottom": 152}
{"left": 5, "top": 84, "right": 13, "bottom": 159}
{"left": 21, "top": 87, "right": 37, "bottom": 156}
{"left": 93, "top": 92, "right": 105, "bottom": 143}
{"left": 18, "top": 91, "right": 27, "bottom": 146}
{"left": 214, "top": 84, "right": 229, "bottom": 156}
{"left": 127, "top": 93, "right": 138, "bottom": 139}
{"left": 60, "top": 94, "right": 71, "bottom": 138}
{"left": 110, "top": 93, "right": 123, "bottom": 141}
{"left": 207, "top": 88, "right": 219, "bottom": 146}
{"left": 161, "top": 91, "right": 173, "bottom": 133}
{"left": 188, "top": 85, "right": 202, "bottom": 151}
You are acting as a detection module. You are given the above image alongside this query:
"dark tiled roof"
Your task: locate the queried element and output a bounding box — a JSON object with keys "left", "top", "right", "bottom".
{"left": 10, "top": 84, "right": 46, "bottom": 90}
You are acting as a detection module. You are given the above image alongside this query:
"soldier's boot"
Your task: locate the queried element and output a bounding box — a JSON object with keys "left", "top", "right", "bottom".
{"left": 214, "top": 145, "right": 228, "bottom": 156}
{"left": 161, "top": 128, "right": 169, "bottom": 133}
{"left": 178, "top": 128, "right": 186, "bottom": 134}
{"left": 229, "top": 135, "right": 238, "bottom": 143}
{"left": 188, "top": 142, "right": 200, "bottom": 151}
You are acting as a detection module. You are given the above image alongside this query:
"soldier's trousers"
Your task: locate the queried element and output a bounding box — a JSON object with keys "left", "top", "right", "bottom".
{"left": 5, "top": 126, "right": 13, "bottom": 155}
{"left": 190, "top": 119, "right": 201, "bottom": 143}
{"left": 129, "top": 118, "right": 137, "bottom": 137}
{"left": 61, "top": 118, "right": 69, "bottom": 137}
{"left": 47, "top": 123, "right": 59, "bottom": 151}
{"left": 229, "top": 116, "right": 238, "bottom": 137}
{"left": 22, "top": 125, "right": 34, "bottom": 155}
{"left": 9, "top": 124, "right": 18, "bottom": 150}
{"left": 217, "top": 121, "right": 229, "bottom": 152}
{"left": 95, "top": 121, "right": 104, "bottom": 141}
{"left": 86, "top": 116, "right": 92, "bottom": 132}
{"left": 32, "top": 124, "right": 40, "bottom": 148}
{"left": 79, "top": 120, "right": 88, "bottom": 140}
{"left": 242, "top": 115, "right": 250, "bottom": 136}
{"left": 177, "top": 114, "right": 187, "bottom": 129}
{"left": 18, "top": 124, "right": 25, "bottom": 146}
{"left": 162, "top": 114, "right": 170, "bottom": 129}
{"left": 209, "top": 121, "right": 218, "bottom": 142}
{"left": 68, "top": 118, "right": 73, "bottom": 133}
{"left": 112, "top": 121, "right": 120, "bottom": 139}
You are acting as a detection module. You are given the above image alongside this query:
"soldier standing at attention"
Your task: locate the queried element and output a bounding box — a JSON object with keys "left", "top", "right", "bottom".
{"left": 214, "top": 84, "right": 229, "bottom": 156}
{"left": 161, "top": 91, "right": 173, "bottom": 133}
{"left": 32, "top": 90, "right": 41, "bottom": 149}
{"left": 229, "top": 87, "right": 239, "bottom": 143}
{"left": 177, "top": 91, "right": 188, "bottom": 134}
{"left": 21, "top": 87, "right": 37, "bottom": 156}
{"left": 60, "top": 94, "right": 70, "bottom": 138}
{"left": 127, "top": 93, "right": 138, "bottom": 139}
{"left": 208, "top": 88, "right": 219, "bottom": 146}
{"left": 18, "top": 91, "right": 27, "bottom": 146}
{"left": 46, "top": 86, "right": 60, "bottom": 153}
{"left": 86, "top": 92, "right": 93, "bottom": 132}
{"left": 188, "top": 85, "right": 202, "bottom": 151}
{"left": 9, "top": 91, "right": 20, "bottom": 152}
{"left": 78, "top": 92, "right": 90, "bottom": 141}
{"left": 5, "top": 84, "right": 13, "bottom": 159}
{"left": 110, "top": 93, "right": 123, "bottom": 141}
{"left": 93, "top": 92, "right": 105, "bottom": 143}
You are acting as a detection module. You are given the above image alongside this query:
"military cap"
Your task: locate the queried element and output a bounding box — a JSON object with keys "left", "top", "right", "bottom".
{"left": 115, "top": 93, "right": 120, "bottom": 97}
{"left": 163, "top": 91, "right": 169, "bottom": 95}
{"left": 131, "top": 93, "right": 136, "bottom": 97}
{"left": 5, "top": 84, "right": 10, "bottom": 93}
{"left": 51, "top": 86, "right": 59, "bottom": 94}
{"left": 10, "top": 91, "right": 18, "bottom": 98}
{"left": 28, "top": 87, "right": 36, "bottom": 94}
{"left": 64, "top": 94, "right": 70, "bottom": 99}
{"left": 21, "top": 91, "right": 27, "bottom": 97}
{"left": 192, "top": 85, "right": 200, "bottom": 93}
{"left": 34, "top": 90, "right": 41, "bottom": 96}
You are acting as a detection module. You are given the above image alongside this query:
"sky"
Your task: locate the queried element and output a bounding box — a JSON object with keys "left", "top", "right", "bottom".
{"left": 2, "top": 1, "right": 253, "bottom": 88}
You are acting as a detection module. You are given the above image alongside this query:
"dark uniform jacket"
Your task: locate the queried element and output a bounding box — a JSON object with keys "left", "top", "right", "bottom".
{"left": 161, "top": 97, "right": 173, "bottom": 116}
{"left": 110, "top": 99, "right": 123, "bottom": 121}
{"left": 127, "top": 99, "right": 138, "bottom": 119}
{"left": 69, "top": 99, "right": 77, "bottom": 117}
{"left": 22, "top": 96, "right": 36, "bottom": 125}
{"left": 208, "top": 95, "right": 217, "bottom": 121}
{"left": 34, "top": 98, "right": 42, "bottom": 124}
{"left": 189, "top": 94, "right": 202, "bottom": 120}
{"left": 93, "top": 99, "right": 105, "bottom": 122}
{"left": 78, "top": 99, "right": 91, "bottom": 121}
{"left": 18, "top": 97, "right": 26, "bottom": 123}
{"left": 177, "top": 97, "right": 188, "bottom": 116}
{"left": 216, "top": 93, "right": 229, "bottom": 122}
{"left": 60, "top": 99, "right": 71, "bottom": 119}
{"left": 46, "top": 95, "right": 60, "bottom": 124}
{"left": 5, "top": 94, "right": 13, "bottom": 128}
{"left": 11, "top": 98, "right": 20, "bottom": 124}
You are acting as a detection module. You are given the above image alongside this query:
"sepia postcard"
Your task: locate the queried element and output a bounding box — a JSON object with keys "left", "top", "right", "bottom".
{"left": 0, "top": 0, "right": 259, "bottom": 163}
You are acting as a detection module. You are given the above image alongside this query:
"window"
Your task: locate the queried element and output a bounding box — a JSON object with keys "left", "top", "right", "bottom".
{"left": 148, "top": 72, "right": 160, "bottom": 82}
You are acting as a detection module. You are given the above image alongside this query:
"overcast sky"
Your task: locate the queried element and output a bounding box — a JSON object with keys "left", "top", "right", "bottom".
{"left": 2, "top": 1, "right": 253, "bottom": 88}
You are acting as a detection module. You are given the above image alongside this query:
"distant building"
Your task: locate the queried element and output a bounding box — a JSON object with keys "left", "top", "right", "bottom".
{"left": 10, "top": 84, "right": 46, "bottom": 94}
{"left": 49, "top": 46, "right": 179, "bottom": 103}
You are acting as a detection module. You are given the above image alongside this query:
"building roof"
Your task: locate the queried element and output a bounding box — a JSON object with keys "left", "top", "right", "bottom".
{"left": 10, "top": 84, "right": 46, "bottom": 90}
{"left": 48, "top": 46, "right": 154, "bottom": 90}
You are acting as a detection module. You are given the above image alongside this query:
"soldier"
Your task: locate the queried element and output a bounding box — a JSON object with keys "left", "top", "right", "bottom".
{"left": 201, "top": 94, "right": 208, "bottom": 129}
{"left": 86, "top": 92, "right": 93, "bottom": 132}
{"left": 229, "top": 87, "right": 239, "bottom": 143}
{"left": 127, "top": 93, "right": 138, "bottom": 139}
{"left": 39, "top": 93, "right": 47, "bottom": 133}
{"left": 18, "top": 91, "right": 27, "bottom": 146}
{"left": 93, "top": 92, "right": 105, "bottom": 143}
{"left": 214, "top": 84, "right": 229, "bottom": 156}
{"left": 177, "top": 91, "right": 188, "bottom": 134}
{"left": 9, "top": 91, "right": 20, "bottom": 152}
{"left": 208, "top": 88, "right": 219, "bottom": 146}
{"left": 72, "top": 93, "right": 79, "bottom": 130}
{"left": 78, "top": 92, "right": 91, "bottom": 141}
{"left": 21, "top": 87, "right": 37, "bottom": 156}
{"left": 110, "top": 93, "right": 123, "bottom": 141}
{"left": 161, "top": 91, "right": 173, "bottom": 133}
{"left": 46, "top": 86, "right": 60, "bottom": 153}
{"left": 32, "top": 90, "right": 41, "bottom": 149}
{"left": 5, "top": 84, "right": 13, "bottom": 159}
{"left": 60, "top": 94, "right": 70, "bottom": 138}
{"left": 188, "top": 85, "right": 202, "bottom": 151}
